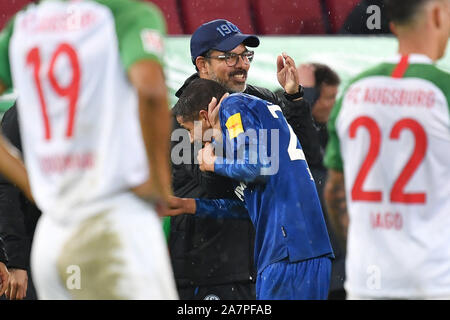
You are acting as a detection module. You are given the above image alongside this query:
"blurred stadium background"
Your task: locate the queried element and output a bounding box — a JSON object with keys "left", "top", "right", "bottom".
{"left": 1, "top": 0, "right": 449, "bottom": 110}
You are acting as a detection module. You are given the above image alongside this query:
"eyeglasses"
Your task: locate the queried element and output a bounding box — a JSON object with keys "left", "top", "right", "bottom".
{"left": 205, "top": 51, "right": 254, "bottom": 67}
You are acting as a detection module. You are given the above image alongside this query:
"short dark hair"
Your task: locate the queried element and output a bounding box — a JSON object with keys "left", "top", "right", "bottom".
{"left": 311, "top": 63, "right": 340, "bottom": 88}
{"left": 172, "top": 78, "right": 228, "bottom": 122}
{"left": 384, "top": 0, "right": 431, "bottom": 25}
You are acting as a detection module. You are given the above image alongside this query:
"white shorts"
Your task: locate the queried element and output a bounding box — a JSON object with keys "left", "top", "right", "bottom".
{"left": 31, "top": 193, "right": 178, "bottom": 299}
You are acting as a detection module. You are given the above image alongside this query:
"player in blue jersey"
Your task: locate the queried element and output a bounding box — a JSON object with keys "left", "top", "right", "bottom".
{"left": 167, "top": 78, "right": 334, "bottom": 300}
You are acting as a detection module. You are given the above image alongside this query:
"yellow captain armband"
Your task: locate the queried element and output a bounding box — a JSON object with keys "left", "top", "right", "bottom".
{"left": 225, "top": 113, "right": 244, "bottom": 139}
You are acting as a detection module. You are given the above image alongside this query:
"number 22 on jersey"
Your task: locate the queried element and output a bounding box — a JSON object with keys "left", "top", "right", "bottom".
{"left": 350, "top": 116, "right": 427, "bottom": 204}
{"left": 26, "top": 43, "right": 80, "bottom": 141}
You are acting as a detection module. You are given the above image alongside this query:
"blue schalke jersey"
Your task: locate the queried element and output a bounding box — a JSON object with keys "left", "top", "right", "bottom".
{"left": 196, "top": 93, "right": 333, "bottom": 273}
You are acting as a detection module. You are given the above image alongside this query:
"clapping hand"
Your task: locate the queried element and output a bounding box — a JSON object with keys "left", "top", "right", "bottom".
{"left": 277, "top": 52, "right": 300, "bottom": 95}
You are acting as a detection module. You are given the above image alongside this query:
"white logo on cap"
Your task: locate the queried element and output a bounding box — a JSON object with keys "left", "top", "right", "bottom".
{"left": 216, "top": 22, "right": 240, "bottom": 37}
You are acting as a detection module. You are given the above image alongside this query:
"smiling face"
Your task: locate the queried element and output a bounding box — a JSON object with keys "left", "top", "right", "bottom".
{"left": 196, "top": 43, "right": 250, "bottom": 93}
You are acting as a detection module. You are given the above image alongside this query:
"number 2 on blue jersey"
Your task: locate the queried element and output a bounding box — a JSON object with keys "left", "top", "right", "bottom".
{"left": 267, "top": 104, "right": 314, "bottom": 180}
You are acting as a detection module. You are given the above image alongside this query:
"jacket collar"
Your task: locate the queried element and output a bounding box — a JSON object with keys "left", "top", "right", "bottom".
{"left": 175, "top": 73, "right": 200, "bottom": 98}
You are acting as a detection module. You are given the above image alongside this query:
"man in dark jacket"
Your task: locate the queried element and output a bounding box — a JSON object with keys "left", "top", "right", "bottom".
{"left": 169, "top": 19, "right": 322, "bottom": 300}
{"left": 0, "top": 104, "right": 40, "bottom": 300}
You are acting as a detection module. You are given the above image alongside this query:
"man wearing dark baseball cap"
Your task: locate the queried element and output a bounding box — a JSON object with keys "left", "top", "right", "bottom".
{"left": 190, "top": 19, "right": 260, "bottom": 65}
{"left": 169, "top": 18, "right": 323, "bottom": 300}
{"left": 188, "top": 19, "right": 261, "bottom": 93}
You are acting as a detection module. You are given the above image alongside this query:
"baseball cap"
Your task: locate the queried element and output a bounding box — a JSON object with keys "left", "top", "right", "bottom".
{"left": 190, "top": 19, "right": 260, "bottom": 65}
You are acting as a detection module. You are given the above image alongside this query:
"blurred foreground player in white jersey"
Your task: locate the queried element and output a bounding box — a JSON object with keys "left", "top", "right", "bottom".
{"left": 324, "top": 0, "right": 450, "bottom": 299}
{"left": 0, "top": 0, "right": 178, "bottom": 299}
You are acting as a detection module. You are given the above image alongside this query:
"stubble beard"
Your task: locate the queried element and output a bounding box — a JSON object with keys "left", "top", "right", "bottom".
{"left": 209, "top": 72, "right": 247, "bottom": 93}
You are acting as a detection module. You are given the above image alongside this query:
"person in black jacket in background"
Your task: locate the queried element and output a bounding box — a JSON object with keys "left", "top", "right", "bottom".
{"left": 0, "top": 104, "right": 40, "bottom": 300}
{"left": 169, "top": 19, "right": 323, "bottom": 300}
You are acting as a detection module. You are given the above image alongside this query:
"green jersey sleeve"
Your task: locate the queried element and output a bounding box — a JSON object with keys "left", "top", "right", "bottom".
{"left": 97, "top": 0, "right": 167, "bottom": 71}
{"left": 0, "top": 19, "right": 15, "bottom": 90}
{"left": 324, "top": 95, "right": 344, "bottom": 171}
{"left": 162, "top": 216, "right": 170, "bottom": 242}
